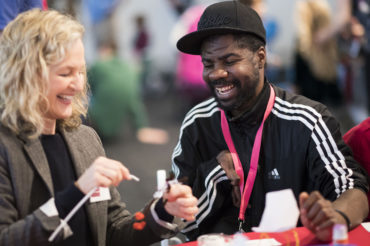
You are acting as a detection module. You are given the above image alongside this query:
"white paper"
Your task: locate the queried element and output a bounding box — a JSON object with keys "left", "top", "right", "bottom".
{"left": 245, "top": 238, "right": 282, "bottom": 245}
{"left": 252, "top": 189, "right": 299, "bottom": 232}
{"left": 40, "top": 198, "right": 59, "bottom": 217}
{"left": 89, "top": 187, "right": 111, "bottom": 203}
{"left": 361, "top": 222, "right": 370, "bottom": 232}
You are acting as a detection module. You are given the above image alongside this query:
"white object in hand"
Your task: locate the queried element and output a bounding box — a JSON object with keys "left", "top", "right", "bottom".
{"left": 130, "top": 174, "right": 140, "bottom": 182}
{"left": 48, "top": 173, "right": 140, "bottom": 241}
{"left": 48, "top": 187, "right": 97, "bottom": 242}
{"left": 157, "top": 170, "right": 166, "bottom": 190}
{"left": 153, "top": 170, "right": 167, "bottom": 198}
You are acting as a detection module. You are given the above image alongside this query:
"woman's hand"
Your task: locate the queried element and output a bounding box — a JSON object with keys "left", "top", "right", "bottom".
{"left": 76, "top": 156, "right": 131, "bottom": 194}
{"left": 163, "top": 184, "right": 198, "bottom": 221}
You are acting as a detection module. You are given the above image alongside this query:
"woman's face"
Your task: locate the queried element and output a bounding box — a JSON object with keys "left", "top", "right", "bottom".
{"left": 44, "top": 39, "right": 85, "bottom": 128}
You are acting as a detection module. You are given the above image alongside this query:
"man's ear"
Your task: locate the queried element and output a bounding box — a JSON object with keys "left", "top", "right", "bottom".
{"left": 257, "top": 46, "right": 266, "bottom": 69}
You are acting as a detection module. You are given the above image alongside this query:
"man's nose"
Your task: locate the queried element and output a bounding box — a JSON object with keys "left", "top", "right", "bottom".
{"left": 209, "top": 67, "right": 228, "bottom": 81}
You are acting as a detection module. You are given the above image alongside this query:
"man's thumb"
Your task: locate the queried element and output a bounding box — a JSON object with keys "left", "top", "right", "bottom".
{"left": 299, "top": 192, "right": 309, "bottom": 208}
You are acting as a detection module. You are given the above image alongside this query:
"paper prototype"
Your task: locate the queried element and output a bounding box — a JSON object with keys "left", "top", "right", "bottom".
{"left": 252, "top": 189, "right": 299, "bottom": 232}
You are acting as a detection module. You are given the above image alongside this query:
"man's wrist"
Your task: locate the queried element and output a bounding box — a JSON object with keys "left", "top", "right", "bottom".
{"left": 335, "top": 209, "right": 351, "bottom": 229}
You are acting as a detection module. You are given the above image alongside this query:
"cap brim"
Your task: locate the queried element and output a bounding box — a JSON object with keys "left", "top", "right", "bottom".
{"left": 176, "top": 27, "right": 262, "bottom": 55}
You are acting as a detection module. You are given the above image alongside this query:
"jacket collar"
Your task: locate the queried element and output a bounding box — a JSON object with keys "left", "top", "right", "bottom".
{"left": 59, "top": 127, "right": 105, "bottom": 245}
{"left": 59, "top": 128, "right": 85, "bottom": 178}
{"left": 23, "top": 136, "right": 55, "bottom": 196}
{"left": 21, "top": 126, "right": 85, "bottom": 196}
{"left": 227, "top": 79, "right": 270, "bottom": 127}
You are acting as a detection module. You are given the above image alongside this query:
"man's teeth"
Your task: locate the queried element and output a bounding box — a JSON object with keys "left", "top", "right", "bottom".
{"left": 216, "top": 84, "right": 234, "bottom": 93}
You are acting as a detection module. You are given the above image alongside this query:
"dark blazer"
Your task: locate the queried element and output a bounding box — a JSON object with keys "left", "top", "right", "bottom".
{"left": 0, "top": 124, "right": 178, "bottom": 245}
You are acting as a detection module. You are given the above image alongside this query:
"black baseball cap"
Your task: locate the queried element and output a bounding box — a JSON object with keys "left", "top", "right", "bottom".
{"left": 176, "top": 1, "right": 266, "bottom": 55}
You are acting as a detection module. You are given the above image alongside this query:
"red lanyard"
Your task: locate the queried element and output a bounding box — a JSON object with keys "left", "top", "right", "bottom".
{"left": 220, "top": 85, "right": 275, "bottom": 230}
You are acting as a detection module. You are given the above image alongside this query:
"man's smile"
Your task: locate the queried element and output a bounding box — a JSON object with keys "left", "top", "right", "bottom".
{"left": 213, "top": 82, "right": 238, "bottom": 101}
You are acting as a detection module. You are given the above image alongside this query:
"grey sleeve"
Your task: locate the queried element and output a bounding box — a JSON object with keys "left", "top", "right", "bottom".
{"left": 0, "top": 154, "right": 68, "bottom": 245}
{"left": 106, "top": 187, "right": 181, "bottom": 246}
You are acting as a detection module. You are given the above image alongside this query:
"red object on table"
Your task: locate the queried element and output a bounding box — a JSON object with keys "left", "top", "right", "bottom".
{"left": 178, "top": 225, "right": 370, "bottom": 245}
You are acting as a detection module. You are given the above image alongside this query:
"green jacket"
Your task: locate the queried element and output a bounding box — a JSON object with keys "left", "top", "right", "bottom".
{"left": 88, "top": 56, "right": 148, "bottom": 138}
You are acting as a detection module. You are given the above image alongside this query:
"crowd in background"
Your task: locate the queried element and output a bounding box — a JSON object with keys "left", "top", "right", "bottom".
{"left": 2, "top": 0, "right": 367, "bottom": 133}
{"left": 69, "top": 0, "right": 369, "bottom": 134}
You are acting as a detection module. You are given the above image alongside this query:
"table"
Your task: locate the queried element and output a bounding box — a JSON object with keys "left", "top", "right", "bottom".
{"left": 178, "top": 224, "right": 370, "bottom": 245}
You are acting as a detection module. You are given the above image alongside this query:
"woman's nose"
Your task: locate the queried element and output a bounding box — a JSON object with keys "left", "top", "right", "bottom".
{"left": 70, "top": 72, "right": 84, "bottom": 92}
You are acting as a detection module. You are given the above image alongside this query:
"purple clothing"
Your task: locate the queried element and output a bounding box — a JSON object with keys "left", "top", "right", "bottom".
{"left": 0, "top": 0, "right": 42, "bottom": 30}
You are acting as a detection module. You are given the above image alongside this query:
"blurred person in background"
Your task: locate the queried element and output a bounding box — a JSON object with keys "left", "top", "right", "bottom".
{"left": 350, "top": 0, "right": 369, "bottom": 114}
{"left": 168, "top": 0, "right": 194, "bottom": 16}
{"left": 133, "top": 15, "right": 149, "bottom": 58}
{"left": 0, "top": 0, "right": 44, "bottom": 35}
{"left": 88, "top": 37, "right": 169, "bottom": 144}
{"left": 240, "top": 0, "right": 283, "bottom": 84}
{"left": 293, "top": 0, "right": 342, "bottom": 105}
{"left": 133, "top": 14, "right": 151, "bottom": 95}
{"left": 0, "top": 9, "right": 198, "bottom": 245}
{"left": 171, "top": 4, "right": 212, "bottom": 118}
{"left": 172, "top": 1, "right": 368, "bottom": 241}
{"left": 315, "top": 0, "right": 370, "bottom": 114}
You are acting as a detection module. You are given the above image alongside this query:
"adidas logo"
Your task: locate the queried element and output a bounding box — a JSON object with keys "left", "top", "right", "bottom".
{"left": 268, "top": 168, "right": 280, "bottom": 180}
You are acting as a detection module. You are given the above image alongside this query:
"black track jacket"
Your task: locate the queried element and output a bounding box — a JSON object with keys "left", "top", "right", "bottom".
{"left": 171, "top": 82, "right": 369, "bottom": 240}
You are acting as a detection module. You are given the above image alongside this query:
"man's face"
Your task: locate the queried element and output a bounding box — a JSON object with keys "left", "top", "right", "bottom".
{"left": 201, "top": 34, "right": 264, "bottom": 116}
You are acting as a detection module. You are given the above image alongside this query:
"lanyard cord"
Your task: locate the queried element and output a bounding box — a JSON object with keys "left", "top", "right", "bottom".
{"left": 220, "top": 85, "right": 275, "bottom": 229}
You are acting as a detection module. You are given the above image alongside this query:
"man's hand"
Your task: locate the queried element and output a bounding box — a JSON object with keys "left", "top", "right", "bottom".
{"left": 299, "top": 191, "right": 347, "bottom": 241}
{"left": 216, "top": 150, "right": 241, "bottom": 207}
{"left": 163, "top": 184, "right": 198, "bottom": 221}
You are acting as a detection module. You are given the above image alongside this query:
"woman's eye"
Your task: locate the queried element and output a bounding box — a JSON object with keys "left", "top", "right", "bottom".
{"left": 59, "top": 72, "right": 70, "bottom": 77}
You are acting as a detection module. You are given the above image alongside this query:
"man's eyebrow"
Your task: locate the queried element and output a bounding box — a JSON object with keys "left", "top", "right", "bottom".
{"left": 219, "top": 53, "right": 241, "bottom": 60}
{"left": 202, "top": 53, "right": 241, "bottom": 62}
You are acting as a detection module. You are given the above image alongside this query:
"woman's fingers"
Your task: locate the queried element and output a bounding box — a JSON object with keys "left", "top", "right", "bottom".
{"left": 77, "top": 156, "right": 131, "bottom": 194}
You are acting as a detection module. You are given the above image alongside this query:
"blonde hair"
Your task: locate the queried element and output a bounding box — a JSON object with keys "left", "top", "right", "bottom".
{"left": 295, "top": 0, "right": 338, "bottom": 82}
{"left": 0, "top": 9, "right": 88, "bottom": 138}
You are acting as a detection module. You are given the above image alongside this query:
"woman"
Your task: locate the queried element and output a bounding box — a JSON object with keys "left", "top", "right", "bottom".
{"left": 293, "top": 0, "right": 342, "bottom": 105}
{"left": 0, "top": 9, "right": 197, "bottom": 245}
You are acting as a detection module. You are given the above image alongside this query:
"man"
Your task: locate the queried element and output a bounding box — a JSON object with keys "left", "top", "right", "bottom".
{"left": 172, "top": 1, "right": 369, "bottom": 241}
